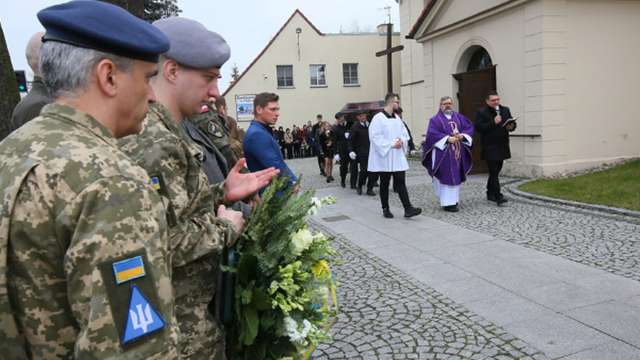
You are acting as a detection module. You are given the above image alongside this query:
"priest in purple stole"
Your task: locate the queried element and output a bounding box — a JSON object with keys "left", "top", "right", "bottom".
{"left": 422, "top": 96, "right": 474, "bottom": 212}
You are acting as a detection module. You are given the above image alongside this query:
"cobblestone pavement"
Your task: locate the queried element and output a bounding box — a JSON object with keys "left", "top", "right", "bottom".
{"left": 284, "top": 159, "right": 547, "bottom": 359}
{"left": 310, "top": 227, "right": 548, "bottom": 360}
{"left": 288, "top": 158, "right": 640, "bottom": 282}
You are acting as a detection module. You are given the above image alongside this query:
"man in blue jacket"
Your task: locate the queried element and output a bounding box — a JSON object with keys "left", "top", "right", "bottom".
{"left": 244, "top": 92, "right": 297, "bottom": 189}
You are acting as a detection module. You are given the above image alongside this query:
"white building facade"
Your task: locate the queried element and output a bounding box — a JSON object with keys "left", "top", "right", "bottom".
{"left": 399, "top": 0, "right": 640, "bottom": 177}
{"left": 224, "top": 10, "right": 402, "bottom": 130}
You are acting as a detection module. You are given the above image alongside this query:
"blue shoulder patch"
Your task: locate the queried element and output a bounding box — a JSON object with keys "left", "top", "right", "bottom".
{"left": 122, "top": 285, "right": 165, "bottom": 344}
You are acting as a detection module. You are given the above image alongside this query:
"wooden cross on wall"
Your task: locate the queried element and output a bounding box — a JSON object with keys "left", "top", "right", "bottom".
{"left": 375, "top": 23, "right": 404, "bottom": 94}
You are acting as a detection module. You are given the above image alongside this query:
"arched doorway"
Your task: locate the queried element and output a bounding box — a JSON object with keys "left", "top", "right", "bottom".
{"left": 453, "top": 46, "right": 496, "bottom": 174}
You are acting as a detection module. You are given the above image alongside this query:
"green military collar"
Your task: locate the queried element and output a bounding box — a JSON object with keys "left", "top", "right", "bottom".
{"left": 148, "top": 102, "right": 194, "bottom": 144}
{"left": 41, "top": 102, "right": 118, "bottom": 148}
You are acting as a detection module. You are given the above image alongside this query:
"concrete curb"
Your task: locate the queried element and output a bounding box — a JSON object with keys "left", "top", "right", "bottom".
{"left": 506, "top": 179, "right": 640, "bottom": 221}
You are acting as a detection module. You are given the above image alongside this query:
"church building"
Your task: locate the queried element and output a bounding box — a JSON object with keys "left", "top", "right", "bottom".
{"left": 399, "top": 0, "right": 640, "bottom": 177}
{"left": 223, "top": 9, "right": 402, "bottom": 130}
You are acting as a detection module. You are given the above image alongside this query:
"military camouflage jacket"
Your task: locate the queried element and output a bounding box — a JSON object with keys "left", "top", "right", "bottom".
{"left": 0, "top": 103, "right": 180, "bottom": 359}
{"left": 119, "top": 102, "right": 235, "bottom": 359}
{"left": 190, "top": 107, "right": 239, "bottom": 169}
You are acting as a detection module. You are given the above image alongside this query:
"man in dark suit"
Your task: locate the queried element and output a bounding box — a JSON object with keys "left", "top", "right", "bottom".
{"left": 475, "top": 91, "right": 517, "bottom": 206}
{"left": 348, "top": 110, "right": 377, "bottom": 196}
{"left": 332, "top": 113, "right": 350, "bottom": 188}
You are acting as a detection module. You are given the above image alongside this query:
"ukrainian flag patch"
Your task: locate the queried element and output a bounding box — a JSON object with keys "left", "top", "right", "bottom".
{"left": 112, "top": 256, "right": 146, "bottom": 284}
{"left": 150, "top": 176, "right": 161, "bottom": 191}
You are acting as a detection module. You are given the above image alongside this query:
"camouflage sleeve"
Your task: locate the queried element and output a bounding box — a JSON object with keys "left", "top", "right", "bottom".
{"left": 168, "top": 201, "right": 237, "bottom": 268}
{"left": 120, "top": 111, "right": 239, "bottom": 269}
{"left": 7, "top": 168, "right": 179, "bottom": 359}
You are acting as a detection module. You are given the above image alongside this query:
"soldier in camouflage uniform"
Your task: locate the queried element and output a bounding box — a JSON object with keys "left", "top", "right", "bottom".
{"left": 190, "top": 96, "right": 240, "bottom": 168}
{"left": 119, "top": 17, "right": 278, "bottom": 359}
{"left": 0, "top": 2, "right": 181, "bottom": 358}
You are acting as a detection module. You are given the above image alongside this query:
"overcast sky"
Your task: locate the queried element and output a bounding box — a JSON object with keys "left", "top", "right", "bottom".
{"left": 1, "top": 0, "right": 400, "bottom": 92}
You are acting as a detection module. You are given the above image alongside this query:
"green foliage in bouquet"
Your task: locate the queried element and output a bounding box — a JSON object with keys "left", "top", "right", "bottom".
{"left": 227, "top": 176, "right": 338, "bottom": 360}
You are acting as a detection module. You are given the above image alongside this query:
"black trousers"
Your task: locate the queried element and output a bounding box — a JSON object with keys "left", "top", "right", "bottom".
{"left": 349, "top": 159, "right": 359, "bottom": 188}
{"left": 486, "top": 160, "right": 504, "bottom": 197}
{"left": 378, "top": 171, "right": 411, "bottom": 210}
{"left": 338, "top": 154, "right": 349, "bottom": 182}
{"left": 353, "top": 157, "right": 377, "bottom": 190}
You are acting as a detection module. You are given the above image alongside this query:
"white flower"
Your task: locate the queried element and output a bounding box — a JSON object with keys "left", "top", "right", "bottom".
{"left": 290, "top": 228, "right": 314, "bottom": 256}
{"left": 307, "top": 197, "right": 323, "bottom": 216}
{"left": 283, "top": 316, "right": 316, "bottom": 345}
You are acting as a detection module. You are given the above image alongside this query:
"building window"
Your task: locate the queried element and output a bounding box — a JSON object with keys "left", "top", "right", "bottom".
{"left": 343, "top": 63, "right": 359, "bottom": 86}
{"left": 309, "top": 64, "right": 326, "bottom": 87}
{"left": 467, "top": 47, "right": 492, "bottom": 72}
{"left": 276, "top": 65, "right": 294, "bottom": 88}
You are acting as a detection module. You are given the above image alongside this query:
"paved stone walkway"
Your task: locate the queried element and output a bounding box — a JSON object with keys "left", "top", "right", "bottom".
{"left": 285, "top": 158, "right": 640, "bottom": 359}
{"left": 311, "top": 230, "right": 548, "bottom": 360}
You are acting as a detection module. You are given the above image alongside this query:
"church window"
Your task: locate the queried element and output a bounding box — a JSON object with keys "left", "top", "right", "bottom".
{"left": 276, "top": 65, "right": 294, "bottom": 88}
{"left": 310, "top": 64, "right": 327, "bottom": 87}
{"left": 343, "top": 63, "right": 359, "bottom": 86}
{"left": 467, "top": 48, "right": 493, "bottom": 72}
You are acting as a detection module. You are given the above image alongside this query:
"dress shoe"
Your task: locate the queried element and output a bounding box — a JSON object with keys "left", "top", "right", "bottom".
{"left": 366, "top": 189, "right": 376, "bottom": 196}
{"left": 341, "top": 179, "right": 346, "bottom": 188}
{"left": 382, "top": 208, "right": 394, "bottom": 218}
{"left": 443, "top": 204, "right": 459, "bottom": 212}
{"left": 496, "top": 196, "right": 508, "bottom": 206}
{"left": 357, "top": 187, "right": 363, "bottom": 195}
{"left": 404, "top": 207, "right": 422, "bottom": 218}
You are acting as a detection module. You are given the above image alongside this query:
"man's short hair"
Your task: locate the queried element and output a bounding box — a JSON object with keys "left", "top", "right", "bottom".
{"left": 253, "top": 92, "right": 279, "bottom": 112}
{"left": 40, "top": 41, "right": 133, "bottom": 99}
{"left": 440, "top": 96, "right": 453, "bottom": 104}
{"left": 384, "top": 93, "right": 399, "bottom": 104}
{"left": 486, "top": 91, "right": 499, "bottom": 100}
{"left": 316, "top": 114, "right": 322, "bottom": 119}
{"left": 215, "top": 96, "right": 226, "bottom": 109}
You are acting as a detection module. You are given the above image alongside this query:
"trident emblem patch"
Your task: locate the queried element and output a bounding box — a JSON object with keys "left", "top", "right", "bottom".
{"left": 122, "top": 285, "right": 165, "bottom": 343}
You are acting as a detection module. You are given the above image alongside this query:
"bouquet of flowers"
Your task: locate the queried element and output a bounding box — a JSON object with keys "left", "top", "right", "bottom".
{"left": 225, "top": 176, "right": 338, "bottom": 360}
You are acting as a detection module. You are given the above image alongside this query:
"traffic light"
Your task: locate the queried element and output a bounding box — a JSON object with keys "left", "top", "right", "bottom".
{"left": 15, "top": 70, "right": 27, "bottom": 92}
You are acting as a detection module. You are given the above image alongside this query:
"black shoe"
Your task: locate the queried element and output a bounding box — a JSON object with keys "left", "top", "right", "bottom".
{"left": 443, "top": 205, "right": 459, "bottom": 212}
{"left": 366, "top": 189, "right": 376, "bottom": 196}
{"left": 487, "top": 194, "right": 497, "bottom": 202}
{"left": 357, "top": 187, "right": 363, "bottom": 195}
{"left": 326, "top": 177, "right": 331, "bottom": 183}
{"left": 404, "top": 207, "right": 422, "bottom": 218}
{"left": 341, "top": 179, "right": 346, "bottom": 188}
{"left": 496, "top": 196, "right": 508, "bottom": 206}
{"left": 328, "top": 176, "right": 334, "bottom": 182}
{"left": 383, "top": 208, "right": 394, "bottom": 218}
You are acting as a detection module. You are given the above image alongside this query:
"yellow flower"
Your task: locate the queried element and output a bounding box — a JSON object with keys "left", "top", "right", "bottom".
{"left": 311, "top": 260, "right": 330, "bottom": 280}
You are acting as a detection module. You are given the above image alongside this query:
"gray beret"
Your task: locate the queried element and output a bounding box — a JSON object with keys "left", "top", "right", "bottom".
{"left": 153, "top": 17, "right": 230, "bottom": 69}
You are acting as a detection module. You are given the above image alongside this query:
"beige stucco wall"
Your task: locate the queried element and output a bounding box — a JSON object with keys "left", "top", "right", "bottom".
{"left": 429, "top": 0, "right": 517, "bottom": 31}
{"left": 399, "top": 0, "right": 428, "bottom": 139}
{"left": 224, "top": 13, "right": 401, "bottom": 130}
{"left": 561, "top": 0, "right": 640, "bottom": 173}
{"left": 403, "top": 0, "right": 639, "bottom": 177}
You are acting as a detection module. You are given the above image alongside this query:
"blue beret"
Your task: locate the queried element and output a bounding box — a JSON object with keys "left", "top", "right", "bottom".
{"left": 153, "top": 17, "right": 230, "bottom": 69}
{"left": 37, "top": 0, "right": 169, "bottom": 62}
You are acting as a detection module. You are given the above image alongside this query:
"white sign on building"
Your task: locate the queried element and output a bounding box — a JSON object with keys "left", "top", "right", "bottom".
{"left": 235, "top": 94, "right": 255, "bottom": 122}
